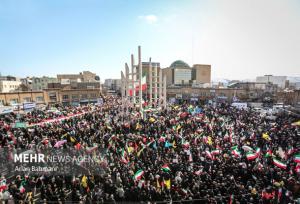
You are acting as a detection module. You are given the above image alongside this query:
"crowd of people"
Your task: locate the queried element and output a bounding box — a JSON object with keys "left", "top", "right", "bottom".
{"left": 0, "top": 96, "right": 300, "bottom": 203}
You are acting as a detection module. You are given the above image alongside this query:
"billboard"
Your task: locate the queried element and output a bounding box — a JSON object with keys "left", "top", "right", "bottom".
{"left": 0, "top": 106, "right": 14, "bottom": 115}
{"left": 231, "top": 102, "right": 247, "bottom": 109}
{"left": 23, "top": 102, "right": 36, "bottom": 110}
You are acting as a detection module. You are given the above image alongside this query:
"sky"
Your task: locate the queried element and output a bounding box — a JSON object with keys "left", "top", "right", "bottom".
{"left": 0, "top": 0, "right": 299, "bottom": 81}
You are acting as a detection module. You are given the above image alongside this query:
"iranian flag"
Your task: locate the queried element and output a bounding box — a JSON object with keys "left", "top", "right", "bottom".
{"left": 295, "top": 164, "right": 300, "bottom": 173}
{"left": 294, "top": 154, "right": 300, "bottom": 163}
{"left": 231, "top": 146, "right": 241, "bottom": 158}
{"left": 19, "top": 184, "right": 25, "bottom": 193}
{"left": 211, "top": 149, "right": 221, "bottom": 155}
{"left": 273, "top": 158, "right": 287, "bottom": 169}
{"left": 205, "top": 150, "right": 213, "bottom": 159}
{"left": 161, "top": 164, "right": 171, "bottom": 172}
{"left": 229, "top": 194, "right": 234, "bottom": 204}
{"left": 0, "top": 178, "right": 7, "bottom": 192}
{"left": 287, "top": 147, "right": 294, "bottom": 155}
{"left": 246, "top": 152, "right": 257, "bottom": 161}
{"left": 277, "top": 188, "right": 282, "bottom": 203}
{"left": 242, "top": 145, "right": 253, "bottom": 152}
{"left": 265, "top": 149, "right": 272, "bottom": 157}
{"left": 129, "top": 75, "right": 147, "bottom": 96}
{"left": 255, "top": 148, "right": 261, "bottom": 156}
{"left": 133, "top": 170, "right": 144, "bottom": 181}
{"left": 121, "top": 149, "right": 128, "bottom": 164}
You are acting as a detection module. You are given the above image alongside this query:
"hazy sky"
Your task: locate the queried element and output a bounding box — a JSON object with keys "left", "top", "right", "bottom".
{"left": 0, "top": 0, "right": 299, "bottom": 81}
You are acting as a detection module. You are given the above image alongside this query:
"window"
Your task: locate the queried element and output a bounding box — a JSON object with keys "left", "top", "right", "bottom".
{"left": 10, "top": 99, "right": 18, "bottom": 104}
{"left": 36, "top": 96, "right": 44, "bottom": 102}
{"left": 49, "top": 92, "right": 57, "bottom": 101}
{"left": 23, "top": 97, "right": 31, "bottom": 102}
{"left": 174, "top": 69, "right": 192, "bottom": 84}
{"left": 63, "top": 95, "right": 69, "bottom": 100}
{"left": 90, "top": 93, "right": 96, "bottom": 98}
{"left": 72, "top": 95, "right": 79, "bottom": 99}
{"left": 81, "top": 94, "right": 88, "bottom": 99}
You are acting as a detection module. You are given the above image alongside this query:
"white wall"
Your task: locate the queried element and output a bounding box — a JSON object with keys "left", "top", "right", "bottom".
{"left": 256, "top": 76, "right": 287, "bottom": 88}
{"left": 0, "top": 81, "right": 22, "bottom": 92}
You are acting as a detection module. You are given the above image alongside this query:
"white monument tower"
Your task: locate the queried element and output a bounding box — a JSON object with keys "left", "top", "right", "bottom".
{"left": 121, "top": 46, "right": 167, "bottom": 113}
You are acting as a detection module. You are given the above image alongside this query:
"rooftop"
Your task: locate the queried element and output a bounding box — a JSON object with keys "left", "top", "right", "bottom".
{"left": 170, "top": 60, "right": 190, "bottom": 69}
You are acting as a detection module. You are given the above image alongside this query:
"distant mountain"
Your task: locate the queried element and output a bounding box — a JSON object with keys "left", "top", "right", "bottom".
{"left": 212, "top": 78, "right": 255, "bottom": 84}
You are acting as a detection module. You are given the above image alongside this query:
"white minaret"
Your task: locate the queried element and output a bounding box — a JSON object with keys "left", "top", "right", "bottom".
{"left": 125, "top": 63, "right": 130, "bottom": 112}
{"left": 149, "top": 58, "right": 152, "bottom": 107}
{"left": 131, "top": 54, "right": 136, "bottom": 104}
{"left": 154, "top": 64, "right": 158, "bottom": 105}
{"left": 159, "top": 69, "right": 162, "bottom": 107}
{"left": 138, "top": 46, "right": 143, "bottom": 110}
{"left": 121, "top": 71, "right": 126, "bottom": 113}
{"left": 125, "top": 63, "right": 130, "bottom": 98}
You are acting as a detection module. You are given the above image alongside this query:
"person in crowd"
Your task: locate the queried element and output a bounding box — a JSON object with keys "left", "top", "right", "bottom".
{"left": 0, "top": 96, "right": 299, "bottom": 203}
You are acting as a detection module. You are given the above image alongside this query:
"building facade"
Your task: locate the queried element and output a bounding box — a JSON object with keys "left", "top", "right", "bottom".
{"left": 31, "top": 76, "right": 58, "bottom": 90}
{"left": 194, "top": 64, "right": 211, "bottom": 84}
{"left": 256, "top": 75, "right": 287, "bottom": 89}
{"left": 104, "top": 79, "right": 122, "bottom": 92}
{"left": 167, "top": 87, "right": 246, "bottom": 102}
{"left": 44, "top": 88, "right": 101, "bottom": 106}
{"left": 162, "top": 60, "right": 211, "bottom": 86}
{"left": 0, "top": 80, "right": 22, "bottom": 93}
{"left": 0, "top": 88, "right": 101, "bottom": 106}
{"left": 57, "top": 71, "right": 99, "bottom": 83}
{"left": 276, "top": 90, "right": 300, "bottom": 106}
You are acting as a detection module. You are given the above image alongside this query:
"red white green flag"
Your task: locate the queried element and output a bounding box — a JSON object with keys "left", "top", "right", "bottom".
{"left": 161, "top": 164, "right": 171, "bottom": 172}
{"left": 255, "top": 148, "right": 261, "bottom": 156}
{"left": 287, "top": 147, "right": 294, "bottom": 155}
{"left": 129, "top": 75, "right": 147, "bottom": 96}
{"left": 133, "top": 170, "right": 144, "bottom": 181}
{"left": 211, "top": 149, "right": 221, "bottom": 155}
{"left": 121, "top": 149, "right": 129, "bottom": 164}
{"left": 294, "top": 154, "right": 300, "bottom": 163}
{"left": 0, "top": 178, "right": 7, "bottom": 192}
{"left": 273, "top": 158, "right": 287, "bottom": 169}
{"left": 229, "top": 194, "right": 234, "bottom": 204}
{"left": 265, "top": 149, "right": 272, "bottom": 157}
{"left": 242, "top": 145, "right": 253, "bottom": 152}
{"left": 19, "top": 183, "right": 25, "bottom": 193}
{"left": 246, "top": 152, "right": 257, "bottom": 161}
{"left": 205, "top": 150, "right": 213, "bottom": 159}
{"left": 295, "top": 164, "right": 300, "bottom": 173}
{"left": 231, "top": 146, "right": 241, "bottom": 158}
